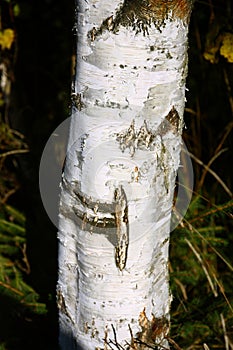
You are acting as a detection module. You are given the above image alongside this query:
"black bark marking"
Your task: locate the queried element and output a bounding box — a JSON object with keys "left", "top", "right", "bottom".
{"left": 71, "top": 93, "right": 85, "bottom": 111}
{"left": 116, "top": 120, "right": 154, "bottom": 156}
{"left": 87, "top": 1, "right": 192, "bottom": 42}
{"left": 112, "top": 0, "right": 168, "bottom": 35}
{"left": 116, "top": 107, "right": 181, "bottom": 157}
{"left": 164, "top": 106, "right": 180, "bottom": 134}
{"left": 87, "top": 15, "right": 115, "bottom": 42}
{"left": 87, "top": 0, "right": 171, "bottom": 42}
{"left": 159, "top": 106, "right": 181, "bottom": 136}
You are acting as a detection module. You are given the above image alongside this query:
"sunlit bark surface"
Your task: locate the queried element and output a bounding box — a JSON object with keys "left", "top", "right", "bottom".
{"left": 57, "top": 1, "right": 192, "bottom": 349}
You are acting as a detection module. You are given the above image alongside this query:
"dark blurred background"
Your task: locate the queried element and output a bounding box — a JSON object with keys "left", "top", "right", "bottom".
{"left": 0, "top": 0, "right": 232, "bottom": 349}
{"left": 0, "top": 1, "right": 74, "bottom": 349}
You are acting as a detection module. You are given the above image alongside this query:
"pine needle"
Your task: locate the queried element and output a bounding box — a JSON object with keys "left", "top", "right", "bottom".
{"left": 187, "top": 151, "right": 232, "bottom": 198}
{"left": 182, "top": 216, "right": 233, "bottom": 272}
{"left": 184, "top": 238, "right": 218, "bottom": 297}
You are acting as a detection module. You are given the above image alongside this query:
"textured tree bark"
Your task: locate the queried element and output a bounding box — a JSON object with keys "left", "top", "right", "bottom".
{"left": 57, "top": 1, "right": 193, "bottom": 349}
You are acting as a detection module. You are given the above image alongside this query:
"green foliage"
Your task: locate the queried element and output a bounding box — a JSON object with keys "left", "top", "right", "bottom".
{"left": 170, "top": 197, "right": 233, "bottom": 348}
{"left": 0, "top": 203, "right": 47, "bottom": 349}
{"left": 0, "top": 202, "right": 47, "bottom": 309}
{"left": 0, "top": 123, "right": 27, "bottom": 151}
{"left": 168, "top": 1, "right": 233, "bottom": 346}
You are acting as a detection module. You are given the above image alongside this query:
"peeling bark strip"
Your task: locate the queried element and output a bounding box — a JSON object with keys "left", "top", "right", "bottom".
{"left": 114, "top": 186, "right": 129, "bottom": 271}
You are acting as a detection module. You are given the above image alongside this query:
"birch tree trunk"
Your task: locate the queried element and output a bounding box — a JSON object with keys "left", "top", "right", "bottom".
{"left": 57, "top": 1, "right": 193, "bottom": 349}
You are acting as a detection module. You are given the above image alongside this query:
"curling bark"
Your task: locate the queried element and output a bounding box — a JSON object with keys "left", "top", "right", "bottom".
{"left": 57, "top": 1, "right": 193, "bottom": 349}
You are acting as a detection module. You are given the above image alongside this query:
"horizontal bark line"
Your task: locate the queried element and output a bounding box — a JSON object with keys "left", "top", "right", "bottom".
{"left": 59, "top": 180, "right": 129, "bottom": 270}
{"left": 59, "top": 179, "right": 117, "bottom": 235}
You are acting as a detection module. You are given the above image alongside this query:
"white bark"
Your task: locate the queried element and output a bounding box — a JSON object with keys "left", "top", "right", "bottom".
{"left": 58, "top": 1, "right": 191, "bottom": 349}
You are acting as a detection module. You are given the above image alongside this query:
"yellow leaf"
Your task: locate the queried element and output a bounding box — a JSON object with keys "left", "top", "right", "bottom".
{"left": 203, "top": 49, "right": 219, "bottom": 64}
{"left": 203, "top": 21, "right": 223, "bottom": 64}
{"left": 0, "top": 29, "right": 15, "bottom": 50}
{"left": 220, "top": 32, "right": 233, "bottom": 63}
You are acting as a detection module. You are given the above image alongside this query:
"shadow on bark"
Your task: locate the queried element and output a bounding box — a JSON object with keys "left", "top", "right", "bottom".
{"left": 59, "top": 330, "right": 84, "bottom": 350}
